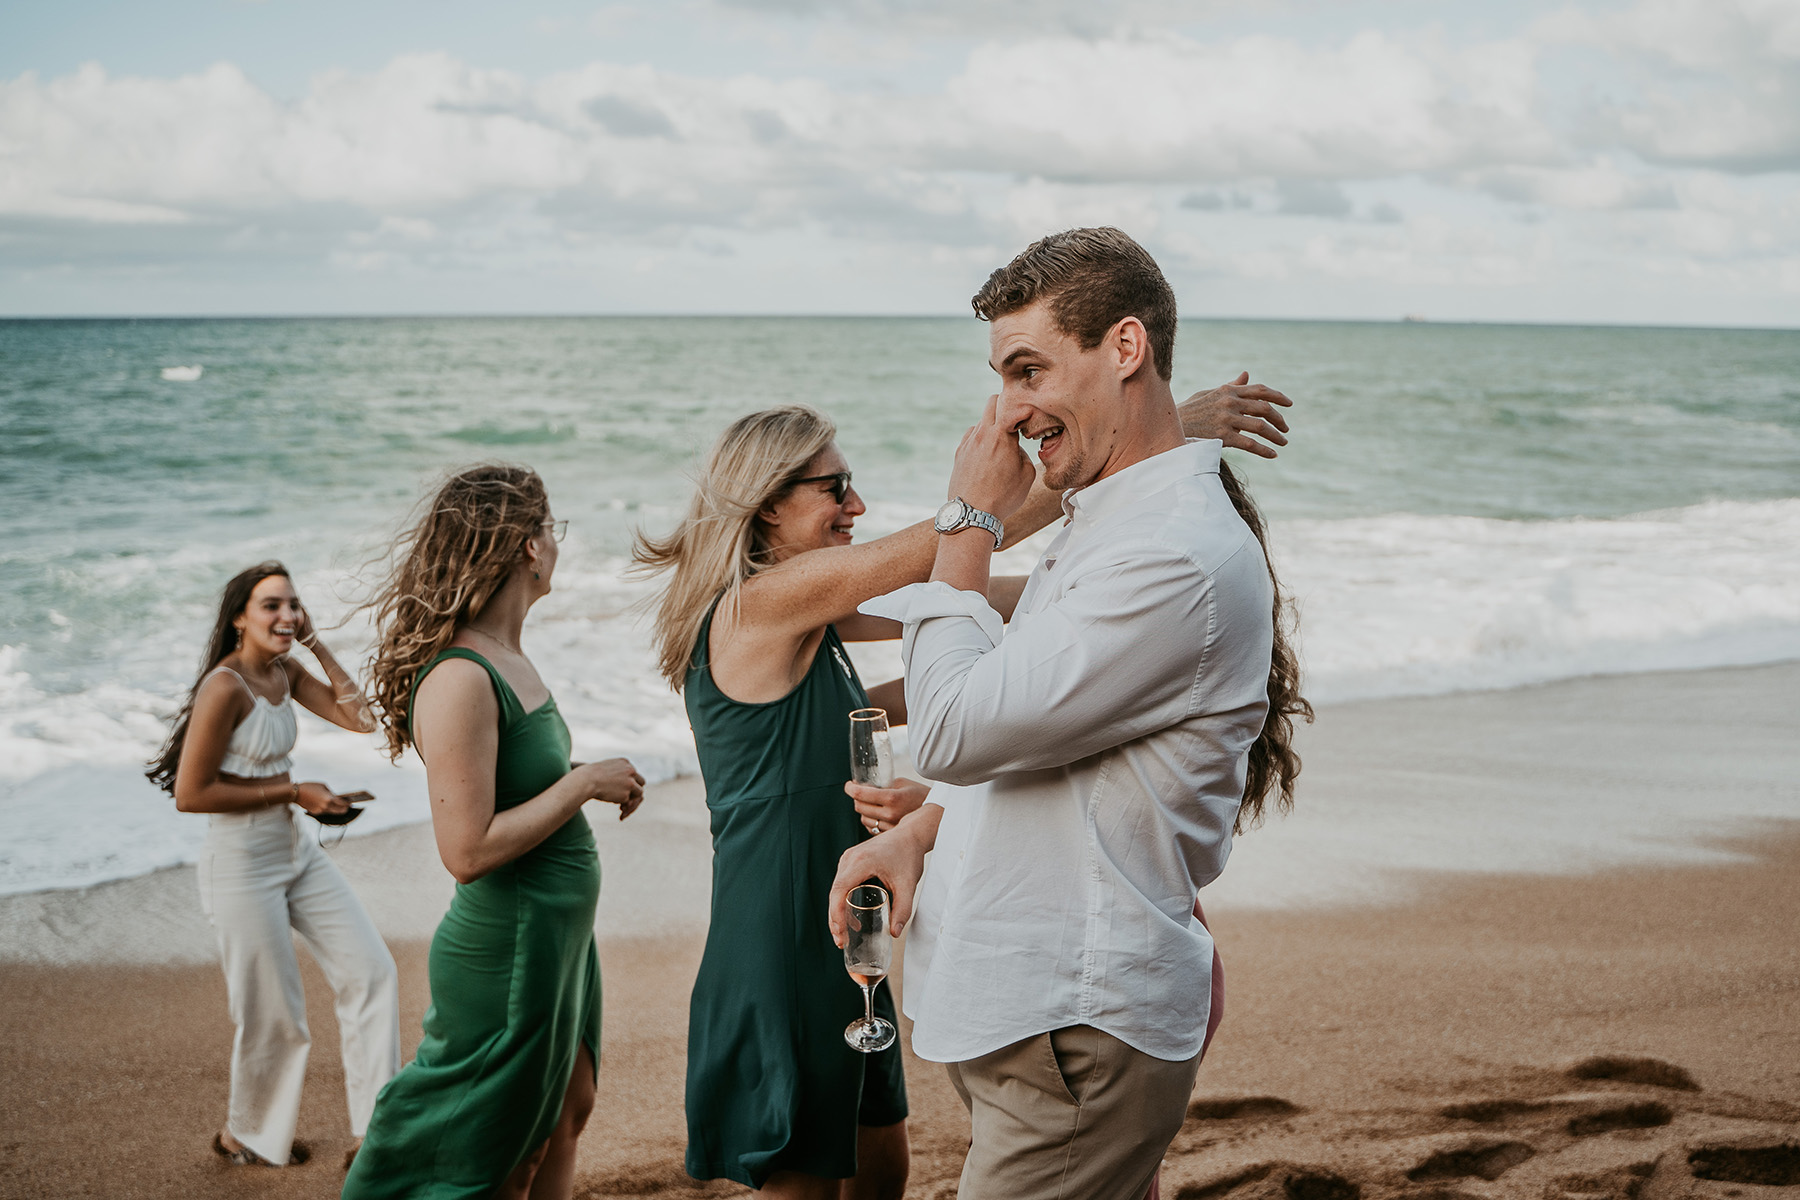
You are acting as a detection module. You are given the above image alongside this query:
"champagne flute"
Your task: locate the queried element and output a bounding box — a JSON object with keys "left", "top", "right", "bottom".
{"left": 849, "top": 708, "right": 892, "bottom": 787}
{"left": 843, "top": 883, "right": 898, "bottom": 1053}
{"left": 849, "top": 707, "right": 893, "bottom": 836}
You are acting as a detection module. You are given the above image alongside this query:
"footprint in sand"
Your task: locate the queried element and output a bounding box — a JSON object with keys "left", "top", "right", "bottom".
{"left": 1440, "top": 1094, "right": 1676, "bottom": 1138}
{"left": 1687, "top": 1143, "right": 1800, "bottom": 1187}
{"left": 1407, "top": 1140, "right": 1536, "bottom": 1183}
{"left": 1187, "top": 1097, "right": 1305, "bottom": 1122}
{"left": 1567, "top": 1055, "right": 1700, "bottom": 1092}
{"left": 1566, "top": 1100, "right": 1674, "bottom": 1137}
{"left": 1545, "top": 1162, "right": 1656, "bottom": 1200}
{"left": 1439, "top": 1099, "right": 1548, "bottom": 1123}
{"left": 1173, "top": 1162, "right": 1359, "bottom": 1200}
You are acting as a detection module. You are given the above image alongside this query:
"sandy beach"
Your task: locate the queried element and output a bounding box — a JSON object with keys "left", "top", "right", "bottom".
{"left": 4, "top": 662, "right": 1797, "bottom": 1199}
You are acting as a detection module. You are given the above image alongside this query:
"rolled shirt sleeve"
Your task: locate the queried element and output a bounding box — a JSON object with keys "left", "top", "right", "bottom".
{"left": 859, "top": 540, "right": 1217, "bottom": 787}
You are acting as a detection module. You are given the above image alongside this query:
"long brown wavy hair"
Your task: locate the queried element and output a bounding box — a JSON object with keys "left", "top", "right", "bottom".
{"left": 976, "top": 226, "right": 1312, "bottom": 832}
{"left": 631, "top": 405, "right": 838, "bottom": 688}
{"left": 1219, "top": 459, "right": 1314, "bottom": 833}
{"left": 360, "top": 464, "right": 549, "bottom": 760}
{"left": 146, "top": 561, "right": 291, "bottom": 795}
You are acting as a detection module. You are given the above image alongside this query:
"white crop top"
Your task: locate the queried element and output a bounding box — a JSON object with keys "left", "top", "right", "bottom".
{"left": 211, "top": 667, "right": 298, "bottom": 779}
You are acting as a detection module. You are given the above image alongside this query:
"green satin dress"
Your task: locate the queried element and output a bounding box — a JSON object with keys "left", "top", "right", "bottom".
{"left": 683, "top": 613, "right": 908, "bottom": 1189}
{"left": 343, "top": 648, "right": 601, "bottom": 1200}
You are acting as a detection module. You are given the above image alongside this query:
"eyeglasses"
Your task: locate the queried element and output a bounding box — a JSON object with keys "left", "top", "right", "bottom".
{"left": 787, "top": 472, "right": 853, "bottom": 503}
{"left": 541, "top": 519, "right": 568, "bottom": 543}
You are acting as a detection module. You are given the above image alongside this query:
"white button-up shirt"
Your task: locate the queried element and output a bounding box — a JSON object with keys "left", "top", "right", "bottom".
{"left": 860, "top": 439, "right": 1273, "bottom": 1063}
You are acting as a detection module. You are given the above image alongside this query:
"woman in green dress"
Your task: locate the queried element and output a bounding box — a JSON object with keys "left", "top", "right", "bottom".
{"left": 346, "top": 465, "right": 645, "bottom": 1200}
{"left": 633, "top": 406, "right": 1079, "bottom": 1199}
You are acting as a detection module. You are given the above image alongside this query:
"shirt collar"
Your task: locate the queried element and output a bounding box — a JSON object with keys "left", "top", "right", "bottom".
{"left": 1060, "top": 438, "right": 1222, "bottom": 525}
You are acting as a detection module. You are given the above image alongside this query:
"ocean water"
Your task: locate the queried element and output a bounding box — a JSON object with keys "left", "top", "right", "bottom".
{"left": 2, "top": 317, "right": 1797, "bottom": 895}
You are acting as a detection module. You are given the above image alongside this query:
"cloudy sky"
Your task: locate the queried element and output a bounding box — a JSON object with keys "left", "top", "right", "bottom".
{"left": 4, "top": 0, "right": 1797, "bottom": 323}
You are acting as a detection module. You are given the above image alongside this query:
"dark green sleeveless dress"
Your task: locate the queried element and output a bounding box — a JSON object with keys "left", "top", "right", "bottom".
{"left": 683, "top": 613, "right": 908, "bottom": 1188}
{"left": 343, "top": 648, "right": 602, "bottom": 1200}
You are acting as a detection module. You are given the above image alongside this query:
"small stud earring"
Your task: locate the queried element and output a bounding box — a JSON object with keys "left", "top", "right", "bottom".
{"left": 533, "top": 571, "right": 541, "bottom": 580}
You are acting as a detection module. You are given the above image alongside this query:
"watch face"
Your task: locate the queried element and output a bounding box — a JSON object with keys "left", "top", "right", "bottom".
{"left": 934, "top": 499, "right": 964, "bottom": 531}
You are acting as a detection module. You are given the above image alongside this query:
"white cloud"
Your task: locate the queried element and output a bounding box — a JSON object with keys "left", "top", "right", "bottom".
{"left": 1460, "top": 161, "right": 1677, "bottom": 210}
{"left": 927, "top": 32, "right": 1553, "bottom": 182}
{"left": 0, "top": 32, "right": 1558, "bottom": 228}
{"left": 1540, "top": 0, "right": 1800, "bottom": 171}
{"left": 710, "top": 0, "right": 1264, "bottom": 38}
{"left": 0, "top": 57, "right": 580, "bottom": 219}
{"left": 1, "top": 0, "right": 1797, "bottom": 322}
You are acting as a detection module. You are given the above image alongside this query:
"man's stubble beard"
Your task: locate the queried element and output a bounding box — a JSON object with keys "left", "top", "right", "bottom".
{"left": 1041, "top": 446, "right": 1091, "bottom": 494}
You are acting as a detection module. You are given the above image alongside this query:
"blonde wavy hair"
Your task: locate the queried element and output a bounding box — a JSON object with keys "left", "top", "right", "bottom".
{"left": 632, "top": 406, "right": 837, "bottom": 688}
{"left": 362, "top": 464, "right": 550, "bottom": 760}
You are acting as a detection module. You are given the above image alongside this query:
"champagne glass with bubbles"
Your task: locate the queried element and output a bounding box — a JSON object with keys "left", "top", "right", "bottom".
{"left": 843, "top": 884, "right": 898, "bottom": 1053}
{"left": 849, "top": 707, "right": 893, "bottom": 789}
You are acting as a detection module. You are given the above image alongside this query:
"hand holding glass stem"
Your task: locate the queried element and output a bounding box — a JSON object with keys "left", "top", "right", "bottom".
{"left": 842, "top": 884, "right": 898, "bottom": 1053}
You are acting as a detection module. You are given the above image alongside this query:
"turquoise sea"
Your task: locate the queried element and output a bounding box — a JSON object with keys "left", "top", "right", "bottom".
{"left": 3, "top": 317, "right": 1798, "bottom": 892}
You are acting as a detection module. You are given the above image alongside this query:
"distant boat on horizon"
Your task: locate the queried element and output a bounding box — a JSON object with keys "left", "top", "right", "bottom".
{"left": 1401, "top": 314, "right": 1428, "bottom": 323}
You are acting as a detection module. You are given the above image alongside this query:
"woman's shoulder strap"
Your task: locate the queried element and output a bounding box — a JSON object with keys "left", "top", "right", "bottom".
{"left": 203, "top": 664, "right": 257, "bottom": 703}
{"left": 413, "top": 647, "right": 526, "bottom": 725}
{"left": 206, "top": 663, "right": 248, "bottom": 688}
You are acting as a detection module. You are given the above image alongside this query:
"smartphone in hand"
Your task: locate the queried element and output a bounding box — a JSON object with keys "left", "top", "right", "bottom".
{"left": 315, "top": 790, "right": 376, "bottom": 825}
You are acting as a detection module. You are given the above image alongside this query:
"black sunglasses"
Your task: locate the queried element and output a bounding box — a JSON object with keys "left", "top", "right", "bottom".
{"left": 787, "top": 471, "right": 852, "bottom": 503}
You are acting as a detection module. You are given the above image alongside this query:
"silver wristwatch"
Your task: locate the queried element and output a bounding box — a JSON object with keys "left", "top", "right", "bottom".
{"left": 934, "top": 497, "right": 1004, "bottom": 550}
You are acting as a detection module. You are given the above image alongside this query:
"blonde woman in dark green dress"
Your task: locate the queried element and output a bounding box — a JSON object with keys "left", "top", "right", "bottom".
{"left": 346, "top": 465, "right": 645, "bottom": 1200}
{"left": 633, "top": 406, "right": 1086, "bottom": 1199}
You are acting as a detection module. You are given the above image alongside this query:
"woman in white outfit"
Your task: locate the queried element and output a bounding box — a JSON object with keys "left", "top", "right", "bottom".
{"left": 146, "top": 560, "right": 400, "bottom": 1168}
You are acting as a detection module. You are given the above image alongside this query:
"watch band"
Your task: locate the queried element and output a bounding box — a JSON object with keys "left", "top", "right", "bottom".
{"left": 965, "top": 505, "right": 1003, "bottom": 550}
{"left": 936, "top": 497, "right": 1004, "bottom": 550}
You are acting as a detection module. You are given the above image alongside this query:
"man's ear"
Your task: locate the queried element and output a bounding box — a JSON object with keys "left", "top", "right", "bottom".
{"left": 1110, "top": 316, "right": 1150, "bottom": 379}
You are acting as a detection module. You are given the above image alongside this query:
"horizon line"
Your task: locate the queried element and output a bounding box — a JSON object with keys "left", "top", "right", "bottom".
{"left": 2, "top": 312, "right": 1797, "bottom": 334}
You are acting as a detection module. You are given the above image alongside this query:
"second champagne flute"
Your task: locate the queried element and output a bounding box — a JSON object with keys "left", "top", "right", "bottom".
{"left": 843, "top": 884, "right": 898, "bottom": 1053}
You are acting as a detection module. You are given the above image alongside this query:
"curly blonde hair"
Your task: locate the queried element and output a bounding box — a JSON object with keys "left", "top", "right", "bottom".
{"left": 631, "top": 405, "right": 837, "bottom": 688}
{"left": 362, "top": 464, "right": 549, "bottom": 760}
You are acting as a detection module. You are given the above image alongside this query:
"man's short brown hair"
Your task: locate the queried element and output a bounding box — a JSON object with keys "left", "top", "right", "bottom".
{"left": 971, "top": 227, "right": 1178, "bottom": 381}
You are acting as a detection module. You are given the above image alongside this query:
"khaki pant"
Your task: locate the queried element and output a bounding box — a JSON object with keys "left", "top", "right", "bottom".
{"left": 945, "top": 1026, "right": 1201, "bottom": 1200}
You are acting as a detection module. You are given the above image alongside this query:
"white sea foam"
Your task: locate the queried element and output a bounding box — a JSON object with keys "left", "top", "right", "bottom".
{"left": 1, "top": 498, "right": 1796, "bottom": 897}
{"left": 1279, "top": 498, "right": 1800, "bottom": 704}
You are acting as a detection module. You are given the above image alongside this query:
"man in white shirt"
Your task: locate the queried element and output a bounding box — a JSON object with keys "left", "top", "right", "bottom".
{"left": 830, "top": 227, "right": 1303, "bottom": 1199}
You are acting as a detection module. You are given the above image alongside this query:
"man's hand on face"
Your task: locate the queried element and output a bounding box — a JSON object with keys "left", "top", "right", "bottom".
{"left": 947, "top": 394, "right": 1037, "bottom": 520}
{"left": 829, "top": 806, "right": 937, "bottom": 946}
{"left": 1179, "top": 372, "right": 1293, "bottom": 459}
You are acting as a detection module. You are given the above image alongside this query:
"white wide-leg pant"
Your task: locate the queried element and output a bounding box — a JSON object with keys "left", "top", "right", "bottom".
{"left": 197, "top": 805, "right": 400, "bottom": 1165}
